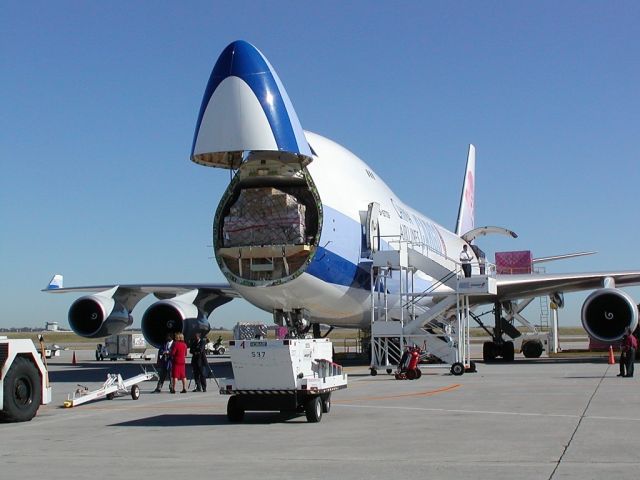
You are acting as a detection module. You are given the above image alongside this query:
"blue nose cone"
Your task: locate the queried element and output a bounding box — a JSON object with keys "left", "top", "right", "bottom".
{"left": 191, "top": 40, "right": 312, "bottom": 168}
{"left": 212, "top": 40, "right": 270, "bottom": 78}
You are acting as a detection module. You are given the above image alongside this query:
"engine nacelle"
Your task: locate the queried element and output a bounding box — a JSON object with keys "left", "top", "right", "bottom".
{"left": 581, "top": 288, "right": 638, "bottom": 342}
{"left": 141, "top": 300, "right": 211, "bottom": 348}
{"left": 68, "top": 295, "right": 132, "bottom": 338}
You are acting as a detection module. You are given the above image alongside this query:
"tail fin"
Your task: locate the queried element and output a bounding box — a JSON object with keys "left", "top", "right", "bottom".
{"left": 46, "top": 274, "right": 63, "bottom": 290}
{"left": 455, "top": 144, "right": 476, "bottom": 236}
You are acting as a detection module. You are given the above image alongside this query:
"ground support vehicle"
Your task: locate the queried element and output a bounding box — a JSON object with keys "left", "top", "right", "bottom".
{"left": 0, "top": 337, "right": 52, "bottom": 422}
{"left": 63, "top": 370, "right": 157, "bottom": 407}
{"left": 219, "top": 338, "right": 347, "bottom": 423}
{"left": 205, "top": 337, "right": 226, "bottom": 355}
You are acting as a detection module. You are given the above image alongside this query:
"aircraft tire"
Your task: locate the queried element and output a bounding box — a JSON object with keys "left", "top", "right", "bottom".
{"left": 502, "top": 341, "right": 515, "bottom": 362}
{"left": 522, "top": 340, "right": 543, "bottom": 358}
{"left": 0, "top": 357, "right": 41, "bottom": 422}
{"left": 483, "top": 342, "right": 496, "bottom": 362}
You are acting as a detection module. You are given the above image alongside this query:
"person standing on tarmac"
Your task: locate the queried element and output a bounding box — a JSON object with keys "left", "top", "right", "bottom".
{"left": 170, "top": 333, "right": 188, "bottom": 393}
{"left": 190, "top": 332, "right": 208, "bottom": 392}
{"left": 153, "top": 333, "right": 174, "bottom": 393}
{"left": 618, "top": 327, "right": 637, "bottom": 378}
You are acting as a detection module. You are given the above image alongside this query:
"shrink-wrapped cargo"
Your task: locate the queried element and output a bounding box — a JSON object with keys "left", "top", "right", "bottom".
{"left": 495, "top": 250, "right": 533, "bottom": 274}
{"left": 233, "top": 322, "right": 268, "bottom": 340}
{"left": 223, "top": 187, "right": 306, "bottom": 246}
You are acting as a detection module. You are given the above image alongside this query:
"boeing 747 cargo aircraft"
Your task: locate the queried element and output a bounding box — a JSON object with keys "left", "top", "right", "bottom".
{"left": 45, "top": 40, "right": 640, "bottom": 363}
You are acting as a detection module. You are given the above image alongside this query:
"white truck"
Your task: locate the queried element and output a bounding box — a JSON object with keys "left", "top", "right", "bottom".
{"left": 0, "top": 337, "right": 52, "bottom": 422}
{"left": 100, "top": 333, "right": 153, "bottom": 361}
{"left": 219, "top": 338, "right": 347, "bottom": 423}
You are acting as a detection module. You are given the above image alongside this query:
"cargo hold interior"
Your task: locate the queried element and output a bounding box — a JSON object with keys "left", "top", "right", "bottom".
{"left": 214, "top": 155, "right": 321, "bottom": 285}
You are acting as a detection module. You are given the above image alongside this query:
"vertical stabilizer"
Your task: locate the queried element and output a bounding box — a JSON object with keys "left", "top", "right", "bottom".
{"left": 455, "top": 144, "right": 476, "bottom": 236}
{"left": 47, "top": 274, "right": 63, "bottom": 290}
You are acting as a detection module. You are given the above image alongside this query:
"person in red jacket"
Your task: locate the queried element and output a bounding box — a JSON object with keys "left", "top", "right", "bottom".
{"left": 170, "top": 332, "right": 188, "bottom": 393}
{"left": 618, "top": 327, "right": 638, "bottom": 378}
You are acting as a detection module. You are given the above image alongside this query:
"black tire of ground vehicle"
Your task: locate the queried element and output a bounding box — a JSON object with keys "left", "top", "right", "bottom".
{"left": 502, "top": 341, "right": 515, "bottom": 362}
{"left": 0, "top": 357, "right": 41, "bottom": 422}
{"left": 468, "top": 361, "right": 477, "bottom": 373}
{"left": 483, "top": 341, "right": 496, "bottom": 362}
{"left": 227, "top": 396, "right": 244, "bottom": 423}
{"left": 106, "top": 392, "right": 115, "bottom": 400}
{"left": 305, "top": 396, "right": 323, "bottom": 423}
{"left": 386, "top": 368, "right": 393, "bottom": 374}
{"left": 217, "top": 346, "right": 226, "bottom": 355}
{"left": 415, "top": 368, "right": 422, "bottom": 379}
{"left": 369, "top": 368, "right": 377, "bottom": 376}
{"left": 131, "top": 385, "right": 140, "bottom": 400}
{"left": 406, "top": 369, "right": 417, "bottom": 380}
{"left": 522, "top": 340, "right": 543, "bottom": 358}
{"left": 451, "top": 362, "right": 465, "bottom": 376}
{"left": 321, "top": 393, "right": 331, "bottom": 414}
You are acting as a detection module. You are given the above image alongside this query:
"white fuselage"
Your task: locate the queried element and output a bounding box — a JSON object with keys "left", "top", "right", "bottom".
{"left": 225, "top": 131, "right": 476, "bottom": 328}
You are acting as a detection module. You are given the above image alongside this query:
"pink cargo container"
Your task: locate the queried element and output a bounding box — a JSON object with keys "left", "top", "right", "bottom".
{"left": 495, "top": 250, "right": 533, "bottom": 274}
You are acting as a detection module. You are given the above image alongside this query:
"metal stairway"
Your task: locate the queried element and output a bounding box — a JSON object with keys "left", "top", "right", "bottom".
{"left": 369, "top": 239, "right": 497, "bottom": 374}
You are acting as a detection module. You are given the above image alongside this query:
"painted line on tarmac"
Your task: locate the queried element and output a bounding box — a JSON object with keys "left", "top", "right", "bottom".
{"left": 334, "top": 383, "right": 461, "bottom": 403}
{"left": 335, "top": 403, "right": 640, "bottom": 423}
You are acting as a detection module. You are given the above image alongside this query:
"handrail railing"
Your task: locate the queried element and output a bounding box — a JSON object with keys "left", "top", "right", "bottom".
{"left": 377, "top": 235, "right": 497, "bottom": 277}
{"left": 374, "top": 235, "right": 497, "bottom": 314}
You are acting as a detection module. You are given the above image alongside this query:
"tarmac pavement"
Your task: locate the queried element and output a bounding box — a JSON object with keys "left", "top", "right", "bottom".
{"left": 2, "top": 349, "right": 639, "bottom": 479}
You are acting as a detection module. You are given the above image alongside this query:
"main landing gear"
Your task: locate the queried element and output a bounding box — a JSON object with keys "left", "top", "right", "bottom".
{"left": 482, "top": 340, "right": 514, "bottom": 362}
{"left": 482, "top": 302, "right": 517, "bottom": 363}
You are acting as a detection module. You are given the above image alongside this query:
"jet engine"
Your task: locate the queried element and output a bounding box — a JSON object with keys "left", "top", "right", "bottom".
{"left": 581, "top": 288, "right": 638, "bottom": 342}
{"left": 68, "top": 295, "right": 132, "bottom": 338}
{"left": 141, "top": 299, "right": 211, "bottom": 348}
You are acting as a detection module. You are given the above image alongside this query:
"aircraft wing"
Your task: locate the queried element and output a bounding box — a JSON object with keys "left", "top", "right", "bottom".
{"left": 42, "top": 275, "right": 240, "bottom": 312}
{"left": 494, "top": 271, "right": 640, "bottom": 301}
{"left": 42, "top": 282, "right": 239, "bottom": 299}
{"left": 42, "top": 275, "right": 241, "bottom": 345}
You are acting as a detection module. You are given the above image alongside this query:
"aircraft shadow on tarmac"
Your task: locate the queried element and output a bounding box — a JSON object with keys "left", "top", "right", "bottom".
{"left": 108, "top": 412, "right": 307, "bottom": 427}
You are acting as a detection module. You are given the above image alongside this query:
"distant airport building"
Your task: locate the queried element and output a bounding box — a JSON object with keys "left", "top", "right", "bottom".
{"left": 45, "top": 322, "right": 59, "bottom": 332}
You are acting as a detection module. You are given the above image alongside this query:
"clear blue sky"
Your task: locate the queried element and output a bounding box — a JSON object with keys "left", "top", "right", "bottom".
{"left": 1, "top": 1, "right": 638, "bottom": 330}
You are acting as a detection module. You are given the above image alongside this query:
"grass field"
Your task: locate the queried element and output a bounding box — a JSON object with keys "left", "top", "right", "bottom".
{"left": 2, "top": 325, "right": 589, "bottom": 349}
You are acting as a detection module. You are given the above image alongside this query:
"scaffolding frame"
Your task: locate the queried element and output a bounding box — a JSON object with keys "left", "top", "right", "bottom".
{"left": 368, "top": 239, "right": 485, "bottom": 374}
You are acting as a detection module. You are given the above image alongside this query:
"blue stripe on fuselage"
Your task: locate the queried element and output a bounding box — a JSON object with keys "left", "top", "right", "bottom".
{"left": 307, "top": 246, "right": 371, "bottom": 290}
{"left": 307, "top": 205, "right": 435, "bottom": 293}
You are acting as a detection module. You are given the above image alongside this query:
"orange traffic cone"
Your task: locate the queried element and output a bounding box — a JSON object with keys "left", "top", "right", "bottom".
{"left": 608, "top": 345, "right": 615, "bottom": 365}
{"left": 72, "top": 351, "right": 77, "bottom": 365}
